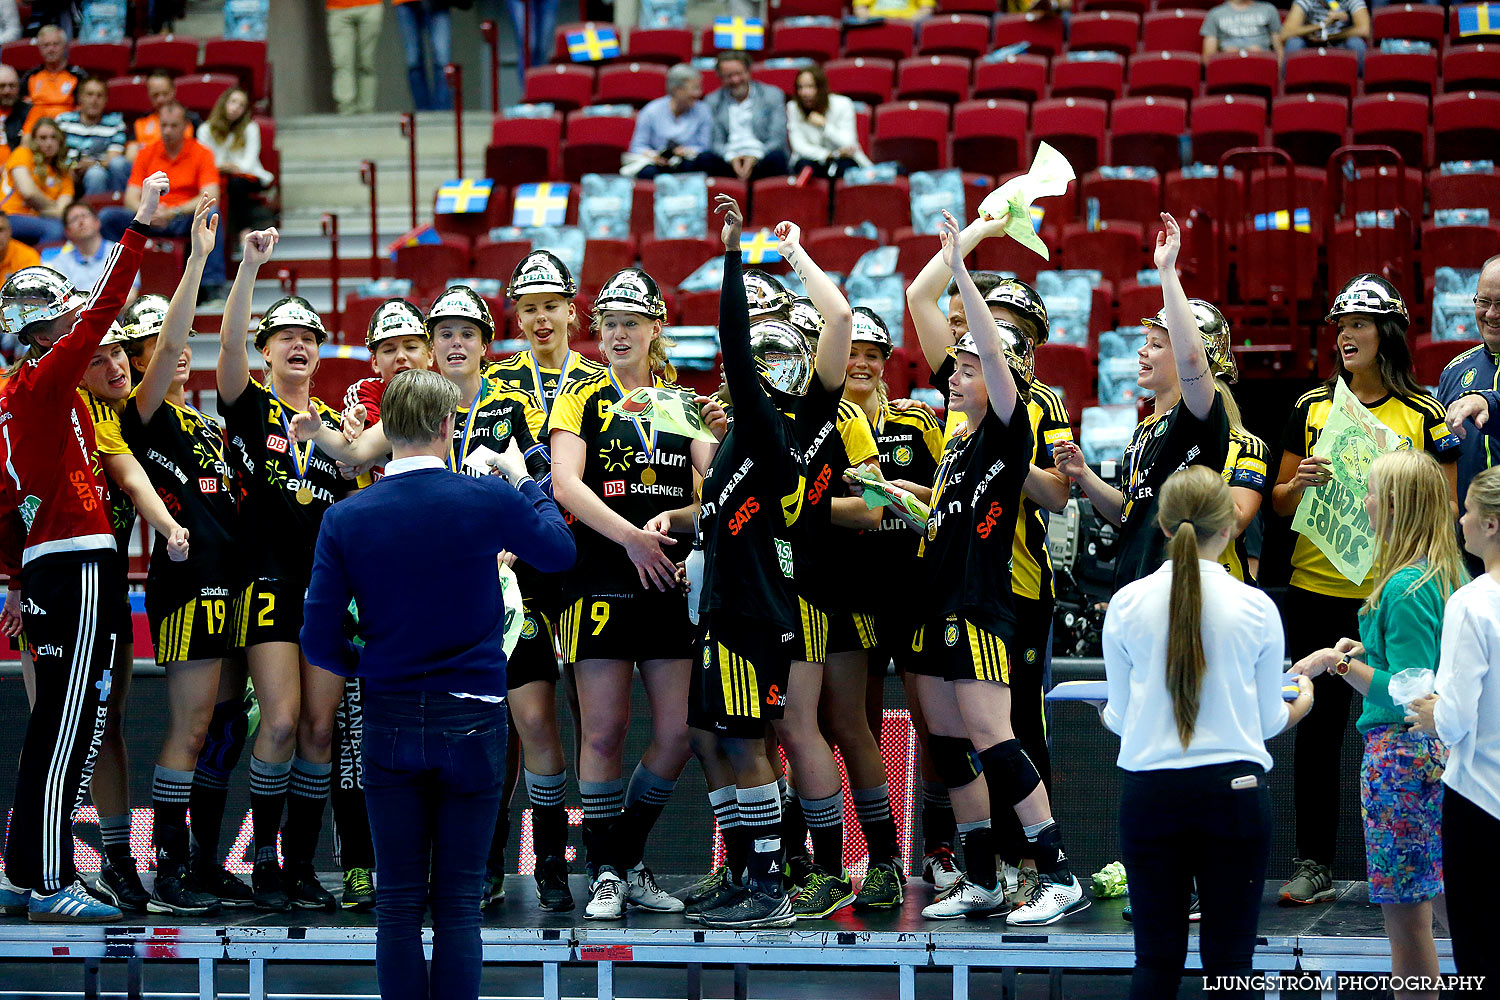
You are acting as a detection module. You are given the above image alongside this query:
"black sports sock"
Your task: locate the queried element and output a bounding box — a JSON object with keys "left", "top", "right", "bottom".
{"left": 98, "top": 813, "right": 133, "bottom": 870}
{"left": 959, "top": 821, "right": 998, "bottom": 891}
{"left": 737, "top": 782, "right": 782, "bottom": 889}
{"left": 852, "top": 784, "right": 898, "bottom": 866}
{"left": 280, "top": 757, "right": 331, "bottom": 867}
{"left": 330, "top": 779, "right": 375, "bottom": 871}
{"left": 190, "top": 695, "right": 249, "bottom": 868}
{"left": 618, "top": 763, "right": 676, "bottom": 871}
{"left": 922, "top": 782, "right": 957, "bottom": 853}
{"left": 524, "top": 769, "right": 569, "bottom": 864}
{"left": 781, "top": 787, "right": 809, "bottom": 860}
{"left": 579, "top": 779, "right": 623, "bottom": 877}
{"left": 800, "top": 791, "right": 844, "bottom": 874}
{"left": 152, "top": 765, "right": 194, "bottom": 864}
{"left": 249, "top": 755, "right": 290, "bottom": 866}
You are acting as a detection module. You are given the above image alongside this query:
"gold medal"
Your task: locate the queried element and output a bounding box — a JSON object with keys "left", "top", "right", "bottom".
{"left": 927, "top": 519, "right": 938, "bottom": 541}
{"left": 641, "top": 467, "right": 656, "bottom": 486}
{"left": 296, "top": 486, "right": 314, "bottom": 505}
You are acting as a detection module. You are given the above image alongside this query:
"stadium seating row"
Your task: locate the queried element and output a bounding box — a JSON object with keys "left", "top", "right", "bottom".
{"left": 0, "top": 35, "right": 269, "bottom": 103}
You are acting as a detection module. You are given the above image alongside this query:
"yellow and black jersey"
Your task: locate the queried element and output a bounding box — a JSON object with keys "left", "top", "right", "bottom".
{"left": 548, "top": 370, "right": 698, "bottom": 600}
{"left": 864, "top": 402, "right": 945, "bottom": 576}
{"left": 220, "top": 378, "right": 353, "bottom": 583}
{"left": 121, "top": 392, "right": 240, "bottom": 595}
{"left": 450, "top": 377, "right": 549, "bottom": 481}
{"left": 1281, "top": 382, "right": 1459, "bottom": 598}
{"left": 1013, "top": 383, "right": 1073, "bottom": 603}
{"left": 1219, "top": 429, "right": 1269, "bottom": 583}
{"left": 486, "top": 348, "right": 608, "bottom": 417}
{"left": 80, "top": 389, "right": 135, "bottom": 551}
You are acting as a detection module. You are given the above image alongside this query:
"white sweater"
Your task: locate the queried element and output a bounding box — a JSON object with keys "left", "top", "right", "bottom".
{"left": 197, "top": 120, "right": 273, "bottom": 187}
{"left": 1435, "top": 573, "right": 1500, "bottom": 820}
{"left": 785, "top": 93, "right": 872, "bottom": 168}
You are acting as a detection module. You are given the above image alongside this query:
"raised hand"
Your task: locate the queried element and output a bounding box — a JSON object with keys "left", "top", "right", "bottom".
{"left": 189, "top": 196, "right": 217, "bottom": 260}
{"left": 774, "top": 221, "right": 802, "bottom": 258}
{"left": 938, "top": 210, "right": 963, "bottom": 273}
{"left": 134, "top": 170, "right": 170, "bottom": 226}
{"left": 695, "top": 394, "right": 728, "bottom": 441}
{"left": 242, "top": 228, "right": 279, "bottom": 269}
{"left": 714, "top": 193, "right": 743, "bottom": 252}
{"left": 1052, "top": 439, "right": 1087, "bottom": 479}
{"left": 289, "top": 403, "right": 324, "bottom": 442}
{"left": 341, "top": 403, "right": 367, "bottom": 442}
{"left": 1153, "top": 212, "right": 1181, "bottom": 271}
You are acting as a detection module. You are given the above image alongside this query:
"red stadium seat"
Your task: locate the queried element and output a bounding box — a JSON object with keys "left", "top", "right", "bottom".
{"left": 951, "top": 99, "right": 1029, "bottom": 177}
{"left": 1117, "top": 280, "right": 1164, "bottom": 328}
{"left": 1050, "top": 58, "right": 1124, "bottom": 103}
{"left": 919, "top": 14, "right": 991, "bottom": 58}
{"left": 845, "top": 19, "right": 916, "bottom": 62}
{"left": 1281, "top": 47, "right": 1360, "bottom": 99}
{"left": 1271, "top": 93, "right": 1350, "bottom": 168}
{"left": 70, "top": 42, "right": 130, "bottom": 81}
{"left": 751, "top": 62, "right": 803, "bottom": 99}
{"left": 962, "top": 170, "right": 998, "bottom": 222}
{"left": 561, "top": 109, "right": 636, "bottom": 183}
{"left": 1237, "top": 229, "right": 1318, "bottom": 303}
{"left": 625, "top": 28, "right": 693, "bottom": 65}
{"left": 1372, "top": 4, "right": 1447, "bottom": 48}
{"left": 1109, "top": 95, "right": 1189, "bottom": 176}
{"left": 825, "top": 57, "right": 896, "bottom": 108}
{"left": 1245, "top": 165, "right": 1328, "bottom": 237}
{"left": 133, "top": 34, "right": 199, "bottom": 76}
{"left": 1189, "top": 94, "right": 1268, "bottom": 167}
{"left": 972, "top": 53, "right": 1048, "bottom": 103}
{"left": 639, "top": 236, "right": 719, "bottom": 289}
{"left": 992, "top": 14, "right": 1066, "bottom": 60}
{"left": 1031, "top": 97, "right": 1109, "bottom": 174}
{"left": 1351, "top": 92, "right": 1430, "bottom": 169}
{"left": 1327, "top": 217, "right": 1414, "bottom": 306}
{"left": 341, "top": 294, "right": 385, "bottom": 342}
{"left": 1077, "top": 0, "right": 1149, "bottom": 16}
{"left": 1141, "top": 9, "right": 1208, "bottom": 53}
{"left": 1421, "top": 221, "right": 1500, "bottom": 268}
{"left": 1035, "top": 343, "right": 1096, "bottom": 412}
{"left": 1428, "top": 167, "right": 1500, "bottom": 214}
{"left": 395, "top": 240, "right": 472, "bottom": 296}
{"left": 1413, "top": 335, "right": 1482, "bottom": 385}
{"left": 173, "top": 73, "right": 236, "bottom": 117}
{"left": 200, "top": 38, "right": 269, "bottom": 102}
{"left": 768, "top": 0, "right": 842, "bottom": 16}
{"left": 596, "top": 62, "right": 668, "bottom": 109}
{"left": 485, "top": 112, "right": 562, "bottom": 186}
{"left": 941, "top": 0, "right": 1005, "bottom": 11}
{"left": 0, "top": 40, "right": 38, "bottom": 73}
{"left": 580, "top": 238, "right": 636, "bottom": 298}
{"left": 1434, "top": 90, "right": 1500, "bottom": 164}
{"left": 769, "top": 21, "right": 841, "bottom": 62}
{"left": 804, "top": 226, "right": 883, "bottom": 274}
{"left": 1204, "top": 50, "right": 1279, "bottom": 101}
{"left": 895, "top": 55, "right": 971, "bottom": 104}
{"left": 893, "top": 227, "right": 942, "bottom": 280}
{"left": 872, "top": 100, "right": 950, "bottom": 173}
{"left": 1061, "top": 222, "right": 1147, "bottom": 283}
{"left": 750, "top": 176, "right": 829, "bottom": 231}
{"left": 1361, "top": 50, "right": 1439, "bottom": 98}
{"left": 1067, "top": 12, "right": 1141, "bottom": 56}
{"left": 706, "top": 177, "right": 749, "bottom": 235}
{"left": 832, "top": 177, "right": 911, "bottom": 232}
{"left": 674, "top": 289, "right": 720, "bottom": 326}
{"left": 523, "top": 64, "right": 594, "bottom": 113}
{"left": 1126, "top": 50, "right": 1202, "bottom": 101}
{"left": 105, "top": 74, "right": 152, "bottom": 116}
{"left": 1164, "top": 167, "right": 1245, "bottom": 222}
{"left": 1440, "top": 44, "right": 1500, "bottom": 93}
{"left": 1079, "top": 170, "right": 1161, "bottom": 231}
{"left": 472, "top": 236, "right": 534, "bottom": 291}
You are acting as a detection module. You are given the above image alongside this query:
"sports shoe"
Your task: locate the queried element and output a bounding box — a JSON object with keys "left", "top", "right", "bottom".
{"left": 625, "top": 864, "right": 683, "bottom": 912}
{"left": 95, "top": 859, "right": 150, "bottom": 913}
{"left": 785, "top": 853, "right": 815, "bottom": 893}
{"left": 1279, "top": 859, "right": 1335, "bottom": 906}
{"left": 195, "top": 866, "right": 255, "bottom": 909}
{"left": 285, "top": 863, "right": 337, "bottom": 911}
{"left": 1006, "top": 873, "right": 1090, "bottom": 926}
{"left": 1121, "top": 892, "right": 1200, "bottom": 923}
{"left": 676, "top": 865, "right": 732, "bottom": 908}
{"left": 853, "top": 860, "right": 903, "bottom": 910}
{"left": 922, "top": 846, "right": 961, "bottom": 891}
{"left": 481, "top": 870, "right": 506, "bottom": 909}
{"left": 148, "top": 861, "right": 220, "bottom": 916}
{"left": 534, "top": 857, "right": 574, "bottom": 912}
{"left": 29, "top": 881, "right": 121, "bottom": 923}
{"left": 1012, "top": 866, "right": 1042, "bottom": 908}
{"left": 341, "top": 868, "right": 375, "bottom": 912}
{"left": 252, "top": 860, "right": 292, "bottom": 912}
{"left": 920, "top": 876, "right": 1008, "bottom": 920}
{"left": 698, "top": 882, "right": 796, "bottom": 929}
{"left": 585, "top": 867, "right": 626, "bottom": 921}
{"left": 792, "top": 867, "right": 856, "bottom": 918}
{"left": 0, "top": 876, "right": 29, "bottom": 916}
{"left": 684, "top": 878, "right": 746, "bottom": 922}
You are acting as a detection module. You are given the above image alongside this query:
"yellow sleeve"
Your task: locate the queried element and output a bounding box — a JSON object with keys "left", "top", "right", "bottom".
{"left": 838, "top": 404, "right": 880, "bottom": 467}
{"left": 548, "top": 381, "right": 590, "bottom": 437}
{"left": 81, "top": 393, "right": 131, "bottom": 456}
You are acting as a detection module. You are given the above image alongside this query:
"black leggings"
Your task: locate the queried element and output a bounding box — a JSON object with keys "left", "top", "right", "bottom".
{"left": 1283, "top": 586, "right": 1363, "bottom": 866}
{"left": 1120, "top": 762, "right": 1271, "bottom": 1000}
{"left": 1443, "top": 786, "right": 1500, "bottom": 984}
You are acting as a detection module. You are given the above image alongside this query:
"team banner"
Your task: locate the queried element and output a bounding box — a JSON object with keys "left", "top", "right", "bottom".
{"left": 845, "top": 466, "right": 931, "bottom": 532}
{"left": 1293, "top": 378, "right": 1411, "bottom": 586}
{"left": 609, "top": 386, "right": 719, "bottom": 443}
{"left": 978, "top": 141, "right": 1076, "bottom": 260}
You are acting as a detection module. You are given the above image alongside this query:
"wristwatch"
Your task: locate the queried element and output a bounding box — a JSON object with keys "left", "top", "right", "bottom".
{"left": 1334, "top": 652, "right": 1353, "bottom": 676}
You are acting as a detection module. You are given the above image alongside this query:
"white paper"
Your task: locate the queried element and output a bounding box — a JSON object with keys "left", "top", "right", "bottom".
{"left": 462, "top": 444, "right": 503, "bottom": 475}
{"left": 977, "top": 141, "right": 1077, "bottom": 260}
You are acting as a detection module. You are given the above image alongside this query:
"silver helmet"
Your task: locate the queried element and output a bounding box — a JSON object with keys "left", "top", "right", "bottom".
{"left": 427, "top": 285, "right": 496, "bottom": 344}
{"left": 750, "top": 318, "right": 814, "bottom": 397}
{"left": 99, "top": 321, "right": 129, "bottom": 346}
{"left": 255, "top": 295, "right": 329, "bottom": 350}
{"left": 1325, "top": 273, "right": 1409, "bottom": 328}
{"left": 594, "top": 267, "right": 666, "bottom": 321}
{"left": 506, "top": 249, "right": 577, "bottom": 300}
{"left": 366, "top": 298, "right": 428, "bottom": 349}
{"left": 850, "top": 306, "right": 893, "bottom": 357}
{"left": 1142, "top": 298, "right": 1237, "bottom": 384}
{"left": 0, "top": 266, "right": 86, "bottom": 344}
{"left": 787, "top": 295, "right": 823, "bottom": 342}
{"left": 947, "top": 319, "right": 1037, "bottom": 385}
{"left": 983, "top": 278, "right": 1050, "bottom": 346}
{"left": 118, "top": 293, "right": 170, "bottom": 342}
{"left": 744, "top": 269, "right": 790, "bottom": 320}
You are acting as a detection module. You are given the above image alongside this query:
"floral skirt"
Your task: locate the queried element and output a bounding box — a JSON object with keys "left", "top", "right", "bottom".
{"left": 1360, "top": 724, "right": 1447, "bottom": 904}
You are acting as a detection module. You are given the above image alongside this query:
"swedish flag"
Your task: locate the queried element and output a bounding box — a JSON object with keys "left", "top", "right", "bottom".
{"left": 740, "top": 228, "right": 781, "bottom": 264}
{"left": 713, "top": 16, "right": 765, "bottom": 51}
{"left": 1252, "top": 208, "right": 1311, "bottom": 233}
{"left": 435, "top": 178, "right": 492, "bottom": 215}
{"left": 567, "top": 24, "right": 620, "bottom": 62}
{"left": 1029, "top": 206, "right": 1044, "bottom": 232}
{"left": 513, "top": 182, "right": 571, "bottom": 227}
{"left": 1457, "top": 5, "right": 1496, "bottom": 35}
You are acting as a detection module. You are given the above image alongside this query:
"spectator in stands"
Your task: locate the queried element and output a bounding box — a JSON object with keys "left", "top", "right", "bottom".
{"left": 0, "top": 210, "right": 38, "bottom": 280}
{"left": 786, "top": 66, "right": 871, "bottom": 181}
{"left": 853, "top": 0, "right": 935, "bottom": 18}
{"left": 701, "top": 51, "right": 789, "bottom": 182}
{"left": 56, "top": 77, "right": 129, "bottom": 195}
{"left": 0, "top": 2, "right": 18, "bottom": 45}
{"left": 326, "top": 0, "right": 383, "bottom": 116}
{"left": 127, "top": 71, "right": 197, "bottom": 158}
{"left": 625, "top": 63, "right": 712, "bottom": 180}
{"left": 503, "top": 0, "right": 557, "bottom": 73}
{"left": 101, "top": 101, "right": 226, "bottom": 303}
{"left": 1440, "top": 254, "right": 1500, "bottom": 575}
{"left": 2, "top": 117, "right": 73, "bottom": 245}
{"left": 1201, "top": 0, "right": 1284, "bottom": 61}
{"left": 0, "top": 64, "right": 31, "bottom": 152}
{"left": 20, "top": 25, "right": 83, "bottom": 131}
{"left": 394, "top": 0, "right": 452, "bottom": 111}
{"left": 199, "top": 87, "right": 275, "bottom": 238}
{"left": 51, "top": 202, "right": 139, "bottom": 303}
{"left": 1280, "top": 0, "right": 1370, "bottom": 69}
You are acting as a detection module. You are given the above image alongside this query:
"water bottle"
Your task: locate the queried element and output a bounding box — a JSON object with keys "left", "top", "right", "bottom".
{"left": 685, "top": 520, "right": 705, "bottom": 626}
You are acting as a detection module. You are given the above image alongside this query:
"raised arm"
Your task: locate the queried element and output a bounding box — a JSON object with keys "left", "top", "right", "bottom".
{"left": 1154, "top": 212, "right": 1215, "bottom": 420}
{"left": 942, "top": 211, "right": 1018, "bottom": 425}
{"left": 906, "top": 215, "right": 1008, "bottom": 371}
{"left": 776, "top": 220, "right": 852, "bottom": 392}
{"left": 715, "top": 194, "right": 777, "bottom": 435}
{"left": 137, "top": 196, "right": 213, "bottom": 424}
{"left": 217, "top": 228, "right": 278, "bottom": 408}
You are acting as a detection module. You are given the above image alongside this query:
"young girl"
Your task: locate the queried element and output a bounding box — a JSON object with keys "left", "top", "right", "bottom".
{"left": 1295, "top": 449, "right": 1463, "bottom": 1000}
{"left": 1103, "top": 465, "right": 1312, "bottom": 998}
{"left": 1269, "top": 274, "right": 1458, "bottom": 906}
{"left": 198, "top": 87, "right": 274, "bottom": 235}
{"left": 2, "top": 116, "right": 74, "bottom": 245}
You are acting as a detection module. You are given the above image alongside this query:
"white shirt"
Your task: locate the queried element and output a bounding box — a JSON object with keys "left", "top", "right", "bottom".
{"left": 49, "top": 239, "right": 140, "bottom": 295}
{"left": 723, "top": 95, "right": 764, "bottom": 161}
{"left": 786, "top": 93, "right": 872, "bottom": 167}
{"left": 1435, "top": 573, "right": 1500, "bottom": 820}
{"left": 1102, "top": 559, "right": 1289, "bottom": 771}
{"left": 197, "top": 119, "right": 273, "bottom": 186}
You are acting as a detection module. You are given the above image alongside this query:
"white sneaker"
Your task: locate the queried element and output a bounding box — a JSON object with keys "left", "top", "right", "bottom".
{"left": 1012, "top": 866, "right": 1042, "bottom": 907}
{"left": 920, "top": 877, "right": 1008, "bottom": 920}
{"left": 585, "top": 868, "right": 627, "bottom": 921}
{"left": 921, "top": 847, "right": 962, "bottom": 891}
{"left": 625, "top": 864, "right": 684, "bottom": 912}
{"left": 1005, "top": 873, "right": 1090, "bottom": 926}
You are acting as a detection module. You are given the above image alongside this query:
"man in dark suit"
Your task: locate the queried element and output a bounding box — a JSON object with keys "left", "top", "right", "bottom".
{"left": 301, "top": 369, "right": 575, "bottom": 1000}
{"left": 700, "top": 50, "right": 790, "bottom": 181}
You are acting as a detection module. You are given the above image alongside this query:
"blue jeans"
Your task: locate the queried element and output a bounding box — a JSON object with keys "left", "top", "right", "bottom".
{"left": 7, "top": 214, "right": 64, "bottom": 246}
{"left": 394, "top": 1, "right": 452, "bottom": 111}
{"left": 1284, "top": 33, "right": 1367, "bottom": 71}
{"left": 362, "top": 690, "right": 507, "bottom": 1000}
{"left": 82, "top": 158, "right": 133, "bottom": 195}
{"left": 99, "top": 204, "right": 227, "bottom": 289}
{"left": 505, "top": 0, "right": 557, "bottom": 72}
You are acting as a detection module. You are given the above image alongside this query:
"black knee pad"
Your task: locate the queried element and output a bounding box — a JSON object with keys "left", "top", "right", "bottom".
{"left": 980, "top": 739, "right": 1041, "bottom": 805}
{"left": 927, "top": 734, "right": 982, "bottom": 789}
{"left": 197, "top": 695, "right": 251, "bottom": 778}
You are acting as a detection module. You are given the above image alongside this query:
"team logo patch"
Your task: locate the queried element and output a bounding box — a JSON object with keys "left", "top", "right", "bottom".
{"left": 266, "top": 434, "right": 289, "bottom": 453}
{"left": 521, "top": 616, "right": 538, "bottom": 640}
{"left": 600, "top": 440, "right": 633, "bottom": 472}
{"left": 1152, "top": 421, "right": 1167, "bottom": 439}
{"left": 703, "top": 646, "right": 713, "bottom": 668}
{"left": 894, "top": 445, "right": 913, "bottom": 466}
{"left": 495, "top": 418, "right": 511, "bottom": 439}
{"left": 1461, "top": 369, "right": 1475, "bottom": 388}
{"left": 1025, "top": 648, "right": 1037, "bottom": 664}
{"left": 944, "top": 623, "right": 959, "bottom": 647}
{"left": 198, "top": 477, "right": 218, "bottom": 493}
{"left": 603, "top": 479, "right": 626, "bottom": 497}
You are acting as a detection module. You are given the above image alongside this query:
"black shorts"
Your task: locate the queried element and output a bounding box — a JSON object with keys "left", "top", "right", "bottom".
{"left": 148, "top": 584, "right": 238, "bottom": 665}
{"left": 558, "top": 589, "right": 694, "bottom": 664}
{"left": 907, "top": 613, "right": 1012, "bottom": 684}
{"left": 16, "top": 553, "right": 132, "bottom": 656}
{"left": 507, "top": 599, "right": 559, "bottom": 689}
{"left": 790, "top": 596, "right": 828, "bottom": 665}
{"left": 826, "top": 610, "right": 879, "bottom": 658}
{"left": 1008, "top": 595, "right": 1053, "bottom": 687}
{"left": 868, "top": 614, "right": 919, "bottom": 677}
{"left": 688, "top": 612, "right": 796, "bottom": 739}
{"left": 231, "top": 576, "right": 305, "bottom": 648}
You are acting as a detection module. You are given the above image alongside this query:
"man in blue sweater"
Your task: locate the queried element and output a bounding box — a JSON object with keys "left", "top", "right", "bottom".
{"left": 301, "top": 369, "right": 574, "bottom": 1000}
{"left": 1441, "top": 255, "right": 1500, "bottom": 573}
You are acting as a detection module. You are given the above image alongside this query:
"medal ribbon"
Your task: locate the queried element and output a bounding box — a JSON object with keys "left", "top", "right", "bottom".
{"left": 269, "top": 387, "right": 314, "bottom": 483}
{"left": 448, "top": 377, "right": 489, "bottom": 472}
{"left": 607, "top": 368, "right": 657, "bottom": 459}
{"left": 527, "top": 349, "right": 576, "bottom": 416}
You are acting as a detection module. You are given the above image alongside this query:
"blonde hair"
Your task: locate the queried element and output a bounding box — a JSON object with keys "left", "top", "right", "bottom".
{"left": 1469, "top": 465, "right": 1500, "bottom": 522}
{"left": 1364, "top": 450, "right": 1467, "bottom": 612}
{"left": 1156, "top": 465, "right": 1239, "bottom": 749}
{"left": 25, "top": 117, "right": 69, "bottom": 176}
{"left": 205, "top": 87, "right": 252, "bottom": 150}
{"left": 589, "top": 309, "right": 677, "bottom": 382}
{"left": 1215, "top": 379, "right": 1265, "bottom": 455}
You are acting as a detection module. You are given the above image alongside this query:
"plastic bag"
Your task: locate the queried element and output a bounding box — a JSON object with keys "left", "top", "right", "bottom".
{"left": 1388, "top": 667, "right": 1436, "bottom": 708}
